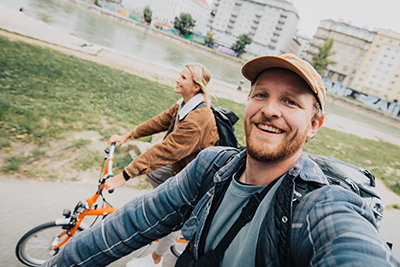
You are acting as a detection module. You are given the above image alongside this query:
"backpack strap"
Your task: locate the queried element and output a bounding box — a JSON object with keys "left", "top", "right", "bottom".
{"left": 173, "top": 148, "right": 242, "bottom": 232}
{"left": 198, "top": 148, "right": 241, "bottom": 200}
{"left": 196, "top": 178, "right": 279, "bottom": 267}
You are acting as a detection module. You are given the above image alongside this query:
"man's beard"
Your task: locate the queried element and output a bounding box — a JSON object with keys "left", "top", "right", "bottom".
{"left": 244, "top": 118, "right": 308, "bottom": 162}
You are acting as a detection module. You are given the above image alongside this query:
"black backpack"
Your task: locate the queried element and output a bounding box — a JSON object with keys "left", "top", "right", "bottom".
{"left": 211, "top": 106, "right": 239, "bottom": 147}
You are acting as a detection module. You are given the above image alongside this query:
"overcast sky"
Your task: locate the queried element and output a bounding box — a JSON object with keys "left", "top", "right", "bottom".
{"left": 293, "top": 0, "right": 400, "bottom": 37}
{"left": 206, "top": 0, "right": 400, "bottom": 38}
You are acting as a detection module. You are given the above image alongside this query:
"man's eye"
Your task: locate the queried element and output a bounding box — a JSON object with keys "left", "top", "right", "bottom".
{"left": 255, "top": 93, "right": 266, "bottom": 98}
{"left": 285, "top": 99, "right": 297, "bottom": 106}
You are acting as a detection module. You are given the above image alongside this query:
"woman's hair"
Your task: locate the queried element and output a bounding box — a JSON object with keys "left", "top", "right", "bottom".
{"left": 185, "top": 63, "right": 211, "bottom": 106}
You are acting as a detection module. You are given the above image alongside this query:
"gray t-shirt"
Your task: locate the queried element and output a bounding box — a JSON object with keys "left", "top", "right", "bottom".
{"left": 205, "top": 165, "right": 284, "bottom": 267}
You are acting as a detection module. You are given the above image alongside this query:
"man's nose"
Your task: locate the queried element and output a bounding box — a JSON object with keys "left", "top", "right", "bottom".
{"left": 261, "top": 99, "right": 281, "bottom": 118}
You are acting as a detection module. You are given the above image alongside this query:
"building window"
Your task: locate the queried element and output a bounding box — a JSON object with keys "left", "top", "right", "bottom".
{"left": 339, "top": 45, "right": 345, "bottom": 51}
{"left": 360, "top": 52, "right": 365, "bottom": 57}
{"left": 333, "top": 33, "right": 338, "bottom": 40}
{"left": 347, "top": 57, "right": 353, "bottom": 63}
{"left": 336, "top": 54, "right": 342, "bottom": 60}
{"left": 338, "top": 74, "right": 345, "bottom": 82}
{"left": 327, "top": 71, "right": 334, "bottom": 78}
{"left": 364, "top": 44, "right": 370, "bottom": 50}
{"left": 354, "top": 40, "right": 361, "bottom": 46}
{"left": 350, "top": 48, "right": 356, "bottom": 54}
{"left": 343, "top": 37, "right": 349, "bottom": 43}
{"left": 343, "top": 66, "right": 348, "bottom": 71}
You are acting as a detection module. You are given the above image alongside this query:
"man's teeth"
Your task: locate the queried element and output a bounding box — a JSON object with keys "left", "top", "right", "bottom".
{"left": 257, "top": 124, "right": 282, "bottom": 133}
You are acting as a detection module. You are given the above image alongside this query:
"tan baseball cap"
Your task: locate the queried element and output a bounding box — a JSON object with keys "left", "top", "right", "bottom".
{"left": 241, "top": 53, "right": 326, "bottom": 110}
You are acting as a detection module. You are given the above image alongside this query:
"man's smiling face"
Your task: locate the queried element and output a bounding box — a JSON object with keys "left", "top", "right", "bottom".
{"left": 244, "top": 68, "right": 321, "bottom": 163}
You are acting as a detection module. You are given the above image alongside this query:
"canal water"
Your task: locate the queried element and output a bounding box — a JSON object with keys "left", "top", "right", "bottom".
{"left": 2, "top": 0, "right": 400, "bottom": 137}
{"left": 0, "top": 0, "right": 245, "bottom": 87}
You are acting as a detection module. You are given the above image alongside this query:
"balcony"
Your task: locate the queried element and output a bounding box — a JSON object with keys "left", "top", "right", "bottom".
{"left": 209, "top": 17, "right": 214, "bottom": 23}
{"left": 253, "top": 17, "right": 260, "bottom": 23}
{"left": 214, "top": 1, "right": 219, "bottom": 6}
{"left": 235, "top": 1, "right": 242, "bottom": 5}
{"left": 229, "top": 17, "right": 236, "bottom": 23}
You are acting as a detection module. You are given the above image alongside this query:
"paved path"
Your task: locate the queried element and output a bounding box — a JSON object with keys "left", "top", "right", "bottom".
{"left": 0, "top": 176, "right": 180, "bottom": 267}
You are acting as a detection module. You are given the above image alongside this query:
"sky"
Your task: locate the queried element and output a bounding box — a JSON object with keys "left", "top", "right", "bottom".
{"left": 206, "top": 0, "right": 400, "bottom": 38}
{"left": 292, "top": 0, "right": 400, "bottom": 37}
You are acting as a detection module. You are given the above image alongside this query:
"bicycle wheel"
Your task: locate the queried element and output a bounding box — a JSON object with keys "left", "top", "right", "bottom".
{"left": 15, "top": 221, "right": 83, "bottom": 267}
{"left": 170, "top": 239, "right": 188, "bottom": 257}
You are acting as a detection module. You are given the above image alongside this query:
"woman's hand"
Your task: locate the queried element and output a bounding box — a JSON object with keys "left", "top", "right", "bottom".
{"left": 108, "top": 132, "right": 131, "bottom": 147}
{"left": 104, "top": 172, "right": 126, "bottom": 191}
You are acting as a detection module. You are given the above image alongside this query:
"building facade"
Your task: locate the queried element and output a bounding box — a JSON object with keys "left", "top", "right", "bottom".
{"left": 350, "top": 29, "right": 400, "bottom": 102}
{"left": 121, "top": 0, "right": 209, "bottom": 35}
{"left": 307, "top": 19, "right": 400, "bottom": 102}
{"left": 306, "top": 19, "right": 376, "bottom": 87}
{"left": 207, "top": 0, "right": 299, "bottom": 56}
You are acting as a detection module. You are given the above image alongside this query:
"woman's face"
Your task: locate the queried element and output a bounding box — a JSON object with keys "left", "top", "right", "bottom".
{"left": 175, "top": 67, "right": 199, "bottom": 102}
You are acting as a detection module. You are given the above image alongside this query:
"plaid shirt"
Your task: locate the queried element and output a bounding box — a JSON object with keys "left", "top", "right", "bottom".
{"left": 43, "top": 147, "right": 399, "bottom": 266}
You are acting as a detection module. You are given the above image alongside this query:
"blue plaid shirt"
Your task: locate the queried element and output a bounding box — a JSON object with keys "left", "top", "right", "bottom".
{"left": 43, "top": 147, "right": 399, "bottom": 266}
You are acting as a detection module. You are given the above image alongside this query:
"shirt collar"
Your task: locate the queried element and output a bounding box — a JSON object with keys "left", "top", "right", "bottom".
{"left": 176, "top": 94, "right": 205, "bottom": 120}
{"left": 215, "top": 149, "right": 329, "bottom": 185}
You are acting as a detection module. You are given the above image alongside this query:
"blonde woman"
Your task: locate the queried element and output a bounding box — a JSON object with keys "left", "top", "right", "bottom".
{"left": 105, "top": 63, "right": 219, "bottom": 267}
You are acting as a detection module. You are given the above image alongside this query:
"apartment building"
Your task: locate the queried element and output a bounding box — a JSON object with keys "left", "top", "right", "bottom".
{"left": 350, "top": 29, "right": 400, "bottom": 102}
{"left": 121, "top": 0, "right": 209, "bottom": 35}
{"left": 306, "top": 19, "right": 376, "bottom": 87}
{"left": 207, "top": 0, "right": 299, "bottom": 56}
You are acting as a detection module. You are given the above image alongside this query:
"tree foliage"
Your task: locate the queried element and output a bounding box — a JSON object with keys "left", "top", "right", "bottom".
{"left": 312, "top": 38, "right": 337, "bottom": 76}
{"left": 231, "top": 34, "right": 252, "bottom": 57}
{"left": 173, "top": 13, "right": 196, "bottom": 36}
{"left": 205, "top": 32, "right": 215, "bottom": 47}
{"left": 143, "top": 6, "right": 152, "bottom": 24}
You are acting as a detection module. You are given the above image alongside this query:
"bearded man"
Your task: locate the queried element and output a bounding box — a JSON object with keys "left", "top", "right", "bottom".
{"left": 43, "top": 54, "right": 398, "bottom": 267}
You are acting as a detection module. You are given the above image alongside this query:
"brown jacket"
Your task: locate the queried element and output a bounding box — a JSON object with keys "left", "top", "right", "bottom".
{"left": 124, "top": 102, "right": 219, "bottom": 177}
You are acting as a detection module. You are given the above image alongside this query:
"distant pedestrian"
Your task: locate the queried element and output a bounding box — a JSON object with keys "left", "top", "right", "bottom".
{"left": 19, "top": 7, "right": 27, "bottom": 12}
{"left": 237, "top": 79, "right": 244, "bottom": 90}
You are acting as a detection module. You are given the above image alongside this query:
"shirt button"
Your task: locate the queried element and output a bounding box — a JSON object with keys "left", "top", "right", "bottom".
{"left": 282, "top": 216, "right": 288, "bottom": 223}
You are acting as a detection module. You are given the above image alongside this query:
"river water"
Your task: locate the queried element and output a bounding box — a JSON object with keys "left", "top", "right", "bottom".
{"left": 2, "top": 0, "right": 400, "bottom": 137}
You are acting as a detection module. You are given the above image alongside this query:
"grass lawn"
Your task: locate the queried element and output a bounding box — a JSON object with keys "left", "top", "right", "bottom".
{"left": 1, "top": 36, "right": 400, "bottom": 197}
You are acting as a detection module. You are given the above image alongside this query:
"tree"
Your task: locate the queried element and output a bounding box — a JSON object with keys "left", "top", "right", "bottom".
{"left": 205, "top": 32, "right": 215, "bottom": 47}
{"left": 143, "top": 6, "right": 152, "bottom": 25}
{"left": 173, "top": 13, "right": 196, "bottom": 36}
{"left": 94, "top": 0, "right": 101, "bottom": 7}
{"left": 312, "top": 38, "right": 337, "bottom": 76}
{"left": 231, "top": 34, "right": 252, "bottom": 57}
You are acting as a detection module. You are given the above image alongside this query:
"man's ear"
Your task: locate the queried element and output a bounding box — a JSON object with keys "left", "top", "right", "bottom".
{"left": 307, "top": 115, "right": 324, "bottom": 139}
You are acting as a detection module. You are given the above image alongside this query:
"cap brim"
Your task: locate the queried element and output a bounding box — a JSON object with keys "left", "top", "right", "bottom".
{"left": 241, "top": 56, "right": 318, "bottom": 96}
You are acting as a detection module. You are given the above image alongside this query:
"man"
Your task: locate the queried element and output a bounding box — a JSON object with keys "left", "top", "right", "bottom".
{"left": 43, "top": 54, "right": 398, "bottom": 266}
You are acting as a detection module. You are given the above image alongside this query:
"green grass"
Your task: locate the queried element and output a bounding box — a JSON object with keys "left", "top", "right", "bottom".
{"left": 1, "top": 36, "right": 400, "bottom": 196}
{"left": 66, "top": 138, "right": 92, "bottom": 150}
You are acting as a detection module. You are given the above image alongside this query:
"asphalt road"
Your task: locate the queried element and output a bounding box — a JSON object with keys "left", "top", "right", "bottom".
{"left": 0, "top": 176, "right": 179, "bottom": 267}
{"left": 1, "top": 176, "right": 400, "bottom": 266}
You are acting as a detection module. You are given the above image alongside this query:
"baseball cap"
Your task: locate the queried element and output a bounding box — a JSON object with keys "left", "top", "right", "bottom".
{"left": 241, "top": 53, "right": 326, "bottom": 110}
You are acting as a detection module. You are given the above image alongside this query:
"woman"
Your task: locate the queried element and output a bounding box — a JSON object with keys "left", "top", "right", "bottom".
{"left": 105, "top": 63, "right": 219, "bottom": 267}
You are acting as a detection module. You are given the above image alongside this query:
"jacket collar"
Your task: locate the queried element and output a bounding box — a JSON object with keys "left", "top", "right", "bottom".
{"left": 176, "top": 94, "right": 205, "bottom": 120}
{"left": 215, "top": 149, "right": 329, "bottom": 185}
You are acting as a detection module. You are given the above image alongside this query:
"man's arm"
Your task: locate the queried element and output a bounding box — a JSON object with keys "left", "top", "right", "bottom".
{"left": 291, "top": 186, "right": 399, "bottom": 266}
{"left": 42, "top": 147, "right": 225, "bottom": 267}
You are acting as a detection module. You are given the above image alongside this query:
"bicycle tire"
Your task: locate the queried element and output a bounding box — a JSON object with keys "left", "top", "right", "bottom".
{"left": 15, "top": 221, "right": 83, "bottom": 267}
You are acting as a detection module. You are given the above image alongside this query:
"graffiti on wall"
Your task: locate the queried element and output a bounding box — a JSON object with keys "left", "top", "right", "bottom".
{"left": 323, "top": 80, "right": 400, "bottom": 117}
